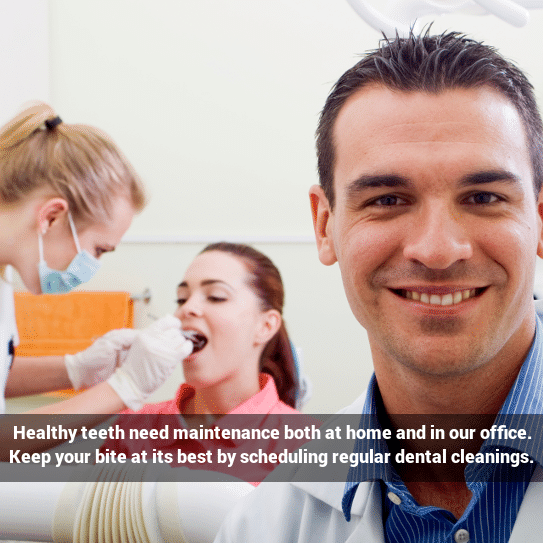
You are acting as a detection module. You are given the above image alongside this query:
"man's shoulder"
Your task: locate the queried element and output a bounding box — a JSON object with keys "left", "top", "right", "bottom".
{"left": 213, "top": 390, "right": 375, "bottom": 542}
{"left": 335, "top": 391, "right": 368, "bottom": 415}
{"left": 214, "top": 475, "right": 383, "bottom": 543}
{"left": 214, "top": 479, "right": 358, "bottom": 542}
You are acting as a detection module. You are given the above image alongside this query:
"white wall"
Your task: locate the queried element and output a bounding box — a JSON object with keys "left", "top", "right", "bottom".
{"left": 0, "top": 0, "right": 49, "bottom": 123}
{"left": 8, "top": 1, "right": 543, "bottom": 412}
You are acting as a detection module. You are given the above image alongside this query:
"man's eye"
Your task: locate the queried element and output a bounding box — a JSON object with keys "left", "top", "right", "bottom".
{"left": 176, "top": 298, "right": 187, "bottom": 306}
{"left": 372, "top": 195, "right": 406, "bottom": 206}
{"left": 465, "top": 192, "right": 501, "bottom": 205}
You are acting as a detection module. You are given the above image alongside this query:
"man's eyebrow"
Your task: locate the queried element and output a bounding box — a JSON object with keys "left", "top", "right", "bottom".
{"left": 345, "top": 170, "right": 521, "bottom": 199}
{"left": 177, "top": 279, "right": 229, "bottom": 288}
{"left": 346, "top": 175, "right": 411, "bottom": 198}
{"left": 459, "top": 170, "right": 521, "bottom": 186}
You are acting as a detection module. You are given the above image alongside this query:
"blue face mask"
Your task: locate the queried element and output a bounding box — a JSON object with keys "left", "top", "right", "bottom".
{"left": 38, "top": 212, "right": 101, "bottom": 294}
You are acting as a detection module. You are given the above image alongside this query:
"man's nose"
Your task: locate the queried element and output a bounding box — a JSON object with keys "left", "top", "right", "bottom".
{"left": 402, "top": 203, "right": 473, "bottom": 269}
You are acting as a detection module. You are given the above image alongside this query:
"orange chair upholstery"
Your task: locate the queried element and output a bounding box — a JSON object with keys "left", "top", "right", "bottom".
{"left": 13, "top": 291, "right": 134, "bottom": 396}
{"left": 13, "top": 291, "right": 134, "bottom": 357}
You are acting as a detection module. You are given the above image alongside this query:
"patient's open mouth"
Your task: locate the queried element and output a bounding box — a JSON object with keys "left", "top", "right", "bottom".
{"left": 182, "top": 331, "right": 208, "bottom": 353}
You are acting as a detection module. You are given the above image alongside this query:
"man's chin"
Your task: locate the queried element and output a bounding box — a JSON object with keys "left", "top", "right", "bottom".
{"left": 383, "top": 334, "right": 488, "bottom": 378}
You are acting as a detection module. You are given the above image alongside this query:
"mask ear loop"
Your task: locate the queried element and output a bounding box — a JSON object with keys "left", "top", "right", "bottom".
{"left": 67, "top": 212, "right": 82, "bottom": 254}
{"left": 37, "top": 229, "right": 46, "bottom": 264}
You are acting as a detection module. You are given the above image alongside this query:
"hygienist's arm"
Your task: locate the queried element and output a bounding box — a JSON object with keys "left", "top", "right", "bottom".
{"left": 5, "top": 356, "right": 71, "bottom": 397}
{"left": 0, "top": 316, "right": 192, "bottom": 460}
{"left": 0, "top": 382, "right": 124, "bottom": 460}
{"left": 6, "top": 327, "right": 139, "bottom": 397}
{"left": 28, "top": 380, "right": 125, "bottom": 415}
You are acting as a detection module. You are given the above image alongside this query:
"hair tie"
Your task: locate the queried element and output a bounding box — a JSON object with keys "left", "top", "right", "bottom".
{"left": 44, "top": 116, "right": 62, "bottom": 130}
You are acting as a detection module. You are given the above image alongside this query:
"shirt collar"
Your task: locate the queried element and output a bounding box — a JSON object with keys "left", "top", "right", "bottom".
{"left": 176, "top": 374, "right": 284, "bottom": 445}
{"left": 176, "top": 373, "right": 281, "bottom": 415}
{"left": 474, "top": 314, "right": 543, "bottom": 468}
{"left": 342, "top": 314, "right": 543, "bottom": 521}
{"left": 499, "top": 314, "right": 543, "bottom": 415}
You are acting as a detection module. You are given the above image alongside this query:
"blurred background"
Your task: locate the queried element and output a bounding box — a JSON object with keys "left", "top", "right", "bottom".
{"left": 2, "top": 0, "right": 543, "bottom": 413}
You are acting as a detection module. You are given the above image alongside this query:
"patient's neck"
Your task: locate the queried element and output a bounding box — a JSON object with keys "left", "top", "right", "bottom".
{"left": 183, "top": 375, "right": 261, "bottom": 417}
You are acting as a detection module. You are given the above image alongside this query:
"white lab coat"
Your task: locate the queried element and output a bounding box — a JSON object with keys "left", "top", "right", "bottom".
{"left": 0, "top": 275, "right": 19, "bottom": 414}
{"left": 215, "top": 391, "right": 543, "bottom": 543}
{"left": 215, "top": 471, "right": 543, "bottom": 542}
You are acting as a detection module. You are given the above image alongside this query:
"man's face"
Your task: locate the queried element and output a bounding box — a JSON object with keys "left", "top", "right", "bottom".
{"left": 310, "top": 85, "right": 543, "bottom": 377}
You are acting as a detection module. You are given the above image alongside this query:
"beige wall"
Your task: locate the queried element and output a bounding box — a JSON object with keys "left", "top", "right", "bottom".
{"left": 7, "top": 1, "right": 543, "bottom": 412}
{"left": 0, "top": 0, "right": 49, "bottom": 122}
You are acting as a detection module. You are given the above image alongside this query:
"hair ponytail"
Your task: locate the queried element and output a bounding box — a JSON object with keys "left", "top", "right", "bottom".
{"left": 0, "top": 101, "right": 145, "bottom": 225}
{"left": 0, "top": 102, "right": 57, "bottom": 149}
{"left": 260, "top": 322, "right": 298, "bottom": 408}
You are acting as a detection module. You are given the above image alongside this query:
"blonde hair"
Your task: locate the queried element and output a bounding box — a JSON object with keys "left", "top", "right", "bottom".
{"left": 0, "top": 102, "right": 146, "bottom": 226}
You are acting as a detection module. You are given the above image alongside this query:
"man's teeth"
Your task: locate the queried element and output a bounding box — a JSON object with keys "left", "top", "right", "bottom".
{"left": 404, "top": 289, "right": 477, "bottom": 306}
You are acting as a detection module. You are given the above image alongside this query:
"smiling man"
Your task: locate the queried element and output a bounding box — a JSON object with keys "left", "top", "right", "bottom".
{"left": 316, "top": 85, "right": 538, "bottom": 394}
{"left": 215, "top": 31, "right": 543, "bottom": 542}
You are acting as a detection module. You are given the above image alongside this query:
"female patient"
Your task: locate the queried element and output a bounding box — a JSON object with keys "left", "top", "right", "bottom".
{"left": 106, "top": 242, "right": 308, "bottom": 481}
{"left": 132, "top": 242, "right": 297, "bottom": 417}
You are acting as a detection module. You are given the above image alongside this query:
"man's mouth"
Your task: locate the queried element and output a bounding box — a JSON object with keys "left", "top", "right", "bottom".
{"left": 391, "top": 287, "right": 487, "bottom": 306}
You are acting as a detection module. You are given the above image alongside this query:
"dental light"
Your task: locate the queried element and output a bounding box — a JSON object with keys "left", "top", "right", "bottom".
{"left": 345, "top": 0, "right": 543, "bottom": 37}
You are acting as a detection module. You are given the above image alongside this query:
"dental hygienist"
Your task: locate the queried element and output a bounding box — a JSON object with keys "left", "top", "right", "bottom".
{"left": 0, "top": 102, "right": 192, "bottom": 426}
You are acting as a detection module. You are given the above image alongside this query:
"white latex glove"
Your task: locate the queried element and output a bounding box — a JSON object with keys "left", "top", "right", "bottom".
{"left": 106, "top": 315, "right": 193, "bottom": 411}
{"left": 65, "top": 328, "right": 139, "bottom": 390}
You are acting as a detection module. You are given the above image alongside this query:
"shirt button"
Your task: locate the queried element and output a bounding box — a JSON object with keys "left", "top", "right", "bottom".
{"left": 454, "top": 529, "right": 470, "bottom": 543}
{"left": 387, "top": 492, "right": 402, "bottom": 505}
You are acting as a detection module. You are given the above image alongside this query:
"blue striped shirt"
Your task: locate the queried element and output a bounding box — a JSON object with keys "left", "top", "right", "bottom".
{"left": 342, "top": 315, "right": 543, "bottom": 543}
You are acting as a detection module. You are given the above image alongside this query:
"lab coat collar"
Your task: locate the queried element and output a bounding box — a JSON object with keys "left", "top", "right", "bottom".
{"left": 509, "top": 465, "right": 543, "bottom": 542}
{"left": 291, "top": 479, "right": 380, "bottom": 519}
{"left": 289, "top": 466, "right": 543, "bottom": 541}
{"left": 291, "top": 478, "right": 386, "bottom": 543}
{"left": 288, "top": 390, "right": 376, "bottom": 516}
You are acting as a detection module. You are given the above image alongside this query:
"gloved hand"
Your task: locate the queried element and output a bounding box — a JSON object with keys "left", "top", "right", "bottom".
{"left": 65, "top": 328, "right": 139, "bottom": 390}
{"left": 106, "top": 315, "right": 193, "bottom": 411}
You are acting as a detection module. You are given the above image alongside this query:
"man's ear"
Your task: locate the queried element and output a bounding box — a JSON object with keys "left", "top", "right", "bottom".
{"left": 309, "top": 184, "right": 337, "bottom": 266}
{"left": 36, "top": 198, "right": 69, "bottom": 235}
{"left": 255, "top": 309, "right": 282, "bottom": 346}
